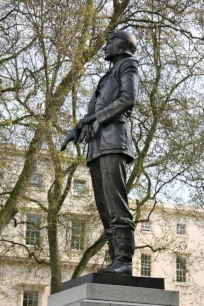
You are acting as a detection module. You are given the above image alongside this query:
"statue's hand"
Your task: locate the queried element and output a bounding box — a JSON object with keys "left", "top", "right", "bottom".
{"left": 61, "top": 115, "right": 96, "bottom": 150}
{"left": 76, "top": 115, "right": 96, "bottom": 130}
{"left": 60, "top": 128, "right": 79, "bottom": 151}
{"left": 61, "top": 143, "right": 67, "bottom": 152}
{"left": 78, "top": 124, "right": 93, "bottom": 143}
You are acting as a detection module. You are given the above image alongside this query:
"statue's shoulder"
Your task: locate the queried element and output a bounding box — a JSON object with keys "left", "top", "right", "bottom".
{"left": 112, "top": 58, "right": 139, "bottom": 82}
{"left": 111, "top": 58, "right": 139, "bottom": 86}
{"left": 113, "top": 57, "right": 139, "bottom": 72}
{"left": 121, "top": 57, "right": 138, "bottom": 68}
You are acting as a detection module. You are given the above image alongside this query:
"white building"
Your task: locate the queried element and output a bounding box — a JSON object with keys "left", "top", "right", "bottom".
{"left": 0, "top": 147, "right": 204, "bottom": 306}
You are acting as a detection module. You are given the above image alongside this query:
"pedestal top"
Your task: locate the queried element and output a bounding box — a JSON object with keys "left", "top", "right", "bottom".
{"left": 62, "top": 273, "right": 165, "bottom": 291}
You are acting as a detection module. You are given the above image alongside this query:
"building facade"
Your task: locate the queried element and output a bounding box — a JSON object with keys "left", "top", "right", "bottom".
{"left": 0, "top": 147, "right": 204, "bottom": 306}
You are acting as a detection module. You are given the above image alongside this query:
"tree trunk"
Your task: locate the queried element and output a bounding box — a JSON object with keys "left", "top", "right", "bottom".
{"left": 72, "top": 234, "right": 105, "bottom": 279}
{"left": 47, "top": 210, "right": 62, "bottom": 294}
{"left": 0, "top": 127, "right": 45, "bottom": 234}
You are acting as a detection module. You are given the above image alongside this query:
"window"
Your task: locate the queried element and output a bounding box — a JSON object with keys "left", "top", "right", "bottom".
{"left": 73, "top": 179, "right": 87, "bottom": 194}
{"left": 23, "top": 291, "right": 38, "bottom": 306}
{"left": 71, "top": 220, "right": 84, "bottom": 250}
{"left": 176, "top": 256, "right": 186, "bottom": 282}
{"left": 141, "top": 254, "right": 151, "bottom": 277}
{"left": 30, "top": 173, "right": 43, "bottom": 188}
{"left": 26, "top": 215, "right": 41, "bottom": 246}
{"left": 141, "top": 222, "right": 151, "bottom": 232}
{"left": 177, "top": 224, "right": 185, "bottom": 235}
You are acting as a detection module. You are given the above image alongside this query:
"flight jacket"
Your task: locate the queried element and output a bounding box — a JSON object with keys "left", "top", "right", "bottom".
{"left": 86, "top": 57, "right": 139, "bottom": 165}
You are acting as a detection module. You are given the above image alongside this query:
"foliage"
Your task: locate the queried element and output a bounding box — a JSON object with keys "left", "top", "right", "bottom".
{"left": 0, "top": 0, "right": 203, "bottom": 296}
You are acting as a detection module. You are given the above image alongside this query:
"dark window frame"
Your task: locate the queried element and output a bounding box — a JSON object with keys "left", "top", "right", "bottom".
{"left": 71, "top": 220, "right": 85, "bottom": 250}
{"left": 141, "top": 254, "right": 151, "bottom": 277}
{"left": 30, "top": 173, "right": 43, "bottom": 188}
{"left": 176, "top": 256, "right": 186, "bottom": 283}
{"left": 177, "top": 224, "right": 186, "bottom": 235}
{"left": 73, "top": 179, "right": 87, "bottom": 195}
{"left": 23, "top": 290, "right": 38, "bottom": 306}
{"left": 26, "top": 215, "right": 41, "bottom": 246}
{"left": 141, "top": 221, "right": 151, "bottom": 232}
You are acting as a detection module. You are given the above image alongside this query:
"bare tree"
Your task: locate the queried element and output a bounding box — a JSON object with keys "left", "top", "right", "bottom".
{"left": 0, "top": 0, "right": 203, "bottom": 296}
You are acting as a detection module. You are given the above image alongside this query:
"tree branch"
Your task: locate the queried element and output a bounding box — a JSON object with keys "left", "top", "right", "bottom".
{"left": 71, "top": 233, "right": 105, "bottom": 279}
{"left": 0, "top": 238, "right": 50, "bottom": 265}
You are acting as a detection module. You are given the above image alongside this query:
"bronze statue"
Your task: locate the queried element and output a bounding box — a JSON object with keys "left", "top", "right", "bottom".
{"left": 61, "top": 30, "right": 139, "bottom": 275}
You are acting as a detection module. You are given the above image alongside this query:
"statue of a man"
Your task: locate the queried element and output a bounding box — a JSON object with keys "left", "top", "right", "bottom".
{"left": 62, "top": 30, "right": 139, "bottom": 275}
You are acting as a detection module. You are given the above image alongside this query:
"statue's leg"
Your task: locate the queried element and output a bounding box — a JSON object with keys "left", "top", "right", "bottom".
{"left": 89, "top": 158, "right": 113, "bottom": 250}
{"left": 99, "top": 154, "right": 135, "bottom": 231}
{"left": 98, "top": 154, "right": 135, "bottom": 275}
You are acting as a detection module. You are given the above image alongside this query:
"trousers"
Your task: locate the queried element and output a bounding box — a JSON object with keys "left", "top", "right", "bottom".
{"left": 89, "top": 154, "right": 135, "bottom": 242}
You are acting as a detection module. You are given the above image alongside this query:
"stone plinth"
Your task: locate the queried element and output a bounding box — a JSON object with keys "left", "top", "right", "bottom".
{"left": 48, "top": 273, "right": 179, "bottom": 306}
{"left": 62, "top": 273, "right": 165, "bottom": 291}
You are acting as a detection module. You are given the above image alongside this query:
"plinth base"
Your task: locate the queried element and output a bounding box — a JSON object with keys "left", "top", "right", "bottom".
{"left": 62, "top": 273, "right": 165, "bottom": 291}
{"left": 48, "top": 273, "right": 179, "bottom": 306}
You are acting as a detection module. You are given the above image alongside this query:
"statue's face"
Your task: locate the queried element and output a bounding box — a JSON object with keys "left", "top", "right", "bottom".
{"left": 103, "top": 36, "right": 124, "bottom": 61}
{"left": 103, "top": 31, "right": 136, "bottom": 61}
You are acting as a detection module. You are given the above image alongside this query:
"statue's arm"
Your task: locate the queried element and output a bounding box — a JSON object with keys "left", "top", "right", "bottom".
{"left": 60, "top": 92, "right": 98, "bottom": 150}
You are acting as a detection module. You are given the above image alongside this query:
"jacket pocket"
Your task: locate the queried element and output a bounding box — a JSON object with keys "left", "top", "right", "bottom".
{"left": 101, "top": 121, "right": 127, "bottom": 150}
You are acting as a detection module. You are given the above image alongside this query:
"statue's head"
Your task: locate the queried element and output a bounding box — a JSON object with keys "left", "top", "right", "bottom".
{"left": 103, "top": 30, "right": 136, "bottom": 61}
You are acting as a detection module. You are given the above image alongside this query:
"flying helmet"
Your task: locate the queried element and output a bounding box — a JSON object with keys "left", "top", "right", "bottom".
{"left": 104, "top": 30, "right": 136, "bottom": 60}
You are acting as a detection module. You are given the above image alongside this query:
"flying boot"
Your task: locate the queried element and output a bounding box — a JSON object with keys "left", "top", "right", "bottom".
{"left": 100, "top": 228, "right": 135, "bottom": 275}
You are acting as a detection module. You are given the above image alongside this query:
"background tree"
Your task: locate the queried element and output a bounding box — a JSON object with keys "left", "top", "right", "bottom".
{"left": 0, "top": 0, "right": 203, "bottom": 297}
